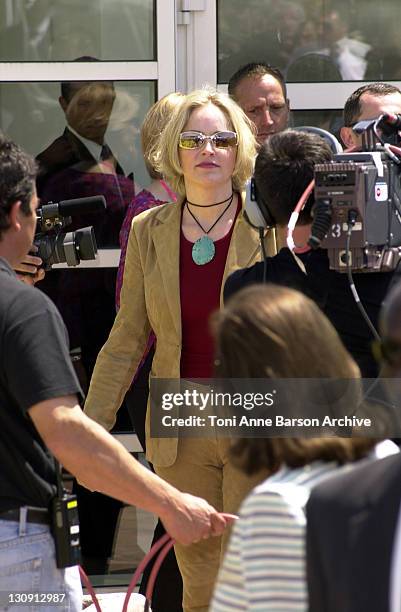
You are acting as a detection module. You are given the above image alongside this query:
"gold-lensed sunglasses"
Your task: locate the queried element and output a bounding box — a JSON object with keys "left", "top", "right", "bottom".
{"left": 179, "top": 130, "right": 238, "bottom": 150}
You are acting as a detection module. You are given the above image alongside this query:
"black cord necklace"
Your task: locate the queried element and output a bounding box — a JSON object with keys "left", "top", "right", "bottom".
{"left": 186, "top": 193, "right": 233, "bottom": 208}
{"left": 186, "top": 193, "right": 234, "bottom": 265}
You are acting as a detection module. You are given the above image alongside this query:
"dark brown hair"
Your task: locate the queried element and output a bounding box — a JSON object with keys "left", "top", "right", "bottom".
{"left": 0, "top": 135, "right": 37, "bottom": 239}
{"left": 254, "top": 129, "right": 332, "bottom": 227}
{"left": 228, "top": 62, "right": 287, "bottom": 100}
{"left": 343, "top": 82, "right": 401, "bottom": 127}
{"left": 213, "top": 284, "right": 376, "bottom": 474}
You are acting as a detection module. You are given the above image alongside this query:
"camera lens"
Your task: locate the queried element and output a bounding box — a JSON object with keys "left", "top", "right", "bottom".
{"left": 74, "top": 226, "right": 97, "bottom": 260}
{"left": 33, "top": 227, "right": 97, "bottom": 269}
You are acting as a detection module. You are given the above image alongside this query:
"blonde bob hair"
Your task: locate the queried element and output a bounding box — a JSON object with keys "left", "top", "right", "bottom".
{"left": 154, "top": 87, "right": 257, "bottom": 196}
{"left": 142, "top": 92, "right": 184, "bottom": 179}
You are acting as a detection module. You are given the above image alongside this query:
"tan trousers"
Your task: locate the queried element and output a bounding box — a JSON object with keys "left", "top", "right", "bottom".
{"left": 155, "top": 437, "right": 267, "bottom": 612}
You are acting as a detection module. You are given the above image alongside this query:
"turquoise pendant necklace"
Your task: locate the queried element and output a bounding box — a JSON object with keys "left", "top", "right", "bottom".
{"left": 186, "top": 193, "right": 234, "bottom": 266}
{"left": 192, "top": 235, "right": 215, "bottom": 265}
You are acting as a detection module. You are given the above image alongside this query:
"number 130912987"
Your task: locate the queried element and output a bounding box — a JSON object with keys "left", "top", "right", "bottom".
{"left": 6, "top": 592, "right": 66, "bottom": 605}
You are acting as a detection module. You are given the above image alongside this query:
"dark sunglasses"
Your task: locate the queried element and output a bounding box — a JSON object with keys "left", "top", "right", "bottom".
{"left": 178, "top": 130, "right": 238, "bottom": 150}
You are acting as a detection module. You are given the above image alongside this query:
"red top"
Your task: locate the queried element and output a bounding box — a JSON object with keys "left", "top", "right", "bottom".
{"left": 180, "top": 206, "right": 239, "bottom": 378}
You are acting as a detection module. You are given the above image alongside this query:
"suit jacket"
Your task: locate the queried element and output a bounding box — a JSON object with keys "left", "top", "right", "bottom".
{"left": 36, "top": 127, "right": 125, "bottom": 194}
{"left": 84, "top": 198, "right": 277, "bottom": 466}
{"left": 306, "top": 453, "right": 401, "bottom": 612}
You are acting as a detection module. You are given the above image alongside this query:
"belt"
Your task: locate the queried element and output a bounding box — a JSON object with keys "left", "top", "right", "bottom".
{"left": 0, "top": 507, "right": 50, "bottom": 525}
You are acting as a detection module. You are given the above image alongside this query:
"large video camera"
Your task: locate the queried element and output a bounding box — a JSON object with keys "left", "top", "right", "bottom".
{"left": 309, "top": 114, "right": 401, "bottom": 272}
{"left": 34, "top": 195, "right": 106, "bottom": 270}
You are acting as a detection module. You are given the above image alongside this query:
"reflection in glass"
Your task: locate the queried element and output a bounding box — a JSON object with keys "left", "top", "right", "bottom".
{"left": 0, "top": 76, "right": 155, "bottom": 404}
{"left": 0, "top": 81, "right": 155, "bottom": 188}
{"left": 292, "top": 109, "right": 343, "bottom": 144}
{"left": 37, "top": 83, "right": 139, "bottom": 249}
{"left": 3, "top": 77, "right": 157, "bottom": 584}
{"left": 218, "top": 0, "right": 401, "bottom": 83}
{"left": 0, "top": 0, "right": 155, "bottom": 61}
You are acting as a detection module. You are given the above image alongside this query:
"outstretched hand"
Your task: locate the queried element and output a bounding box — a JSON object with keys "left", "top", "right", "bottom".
{"left": 160, "top": 492, "right": 237, "bottom": 546}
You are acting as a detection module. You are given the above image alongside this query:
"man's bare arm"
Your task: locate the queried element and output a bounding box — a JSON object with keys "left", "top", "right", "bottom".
{"left": 29, "top": 396, "right": 227, "bottom": 545}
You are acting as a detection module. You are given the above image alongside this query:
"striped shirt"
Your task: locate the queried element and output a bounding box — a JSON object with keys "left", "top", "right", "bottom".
{"left": 210, "top": 461, "right": 352, "bottom": 612}
{"left": 212, "top": 442, "right": 398, "bottom": 612}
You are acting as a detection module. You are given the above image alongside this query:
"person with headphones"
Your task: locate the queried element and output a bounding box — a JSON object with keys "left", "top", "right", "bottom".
{"left": 224, "top": 129, "right": 394, "bottom": 377}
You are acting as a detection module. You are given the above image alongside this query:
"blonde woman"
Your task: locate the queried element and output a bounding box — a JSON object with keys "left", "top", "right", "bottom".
{"left": 85, "top": 88, "right": 276, "bottom": 611}
{"left": 116, "top": 92, "right": 184, "bottom": 612}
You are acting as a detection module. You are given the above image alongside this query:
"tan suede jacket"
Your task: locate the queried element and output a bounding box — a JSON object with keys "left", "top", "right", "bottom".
{"left": 84, "top": 198, "right": 276, "bottom": 467}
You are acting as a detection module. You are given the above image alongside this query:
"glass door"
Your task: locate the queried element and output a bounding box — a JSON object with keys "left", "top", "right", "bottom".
{"left": 0, "top": 0, "right": 176, "bottom": 589}
{"left": 191, "top": 0, "right": 401, "bottom": 138}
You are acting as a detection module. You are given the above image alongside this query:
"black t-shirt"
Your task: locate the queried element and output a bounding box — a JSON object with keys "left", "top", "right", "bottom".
{"left": 0, "top": 257, "right": 82, "bottom": 512}
{"left": 225, "top": 248, "right": 394, "bottom": 377}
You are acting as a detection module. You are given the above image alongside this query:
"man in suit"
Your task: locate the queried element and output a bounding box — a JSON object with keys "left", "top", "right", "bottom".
{"left": 306, "top": 281, "right": 401, "bottom": 612}
{"left": 36, "top": 58, "right": 124, "bottom": 193}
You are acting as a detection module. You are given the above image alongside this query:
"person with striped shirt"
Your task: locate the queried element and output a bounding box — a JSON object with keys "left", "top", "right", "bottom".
{"left": 210, "top": 284, "right": 397, "bottom": 611}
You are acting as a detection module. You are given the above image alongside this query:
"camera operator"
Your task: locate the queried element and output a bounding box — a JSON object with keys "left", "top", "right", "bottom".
{"left": 340, "top": 82, "right": 401, "bottom": 148}
{"left": 0, "top": 135, "right": 228, "bottom": 609}
{"left": 225, "top": 128, "right": 394, "bottom": 377}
